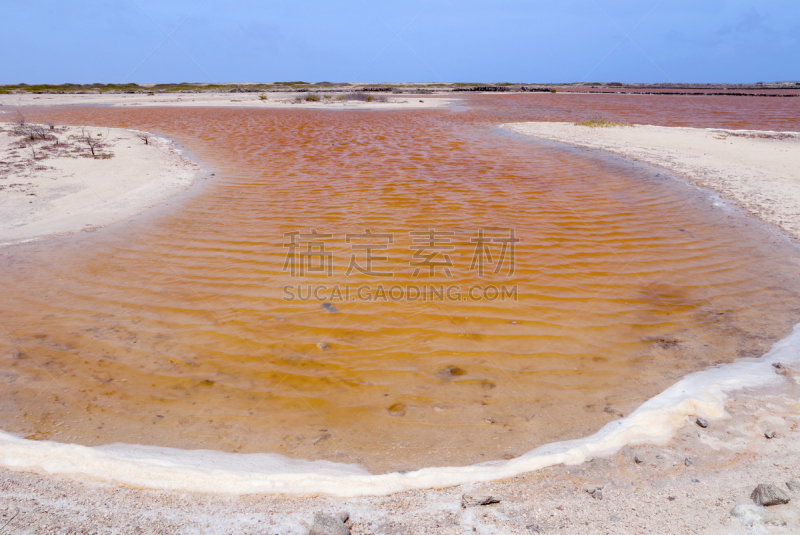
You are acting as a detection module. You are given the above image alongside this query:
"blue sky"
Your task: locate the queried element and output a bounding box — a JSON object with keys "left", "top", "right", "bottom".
{"left": 1, "top": 0, "right": 798, "bottom": 84}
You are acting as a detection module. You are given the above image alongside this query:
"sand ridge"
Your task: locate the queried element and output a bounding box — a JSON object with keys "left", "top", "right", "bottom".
{"left": 1, "top": 92, "right": 455, "bottom": 110}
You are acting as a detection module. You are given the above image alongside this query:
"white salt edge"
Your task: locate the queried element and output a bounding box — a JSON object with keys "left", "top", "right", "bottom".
{"left": 1, "top": 323, "right": 798, "bottom": 497}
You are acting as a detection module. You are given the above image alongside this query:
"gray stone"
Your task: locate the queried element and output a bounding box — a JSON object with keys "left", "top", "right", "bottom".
{"left": 730, "top": 504, "right": 786, "bottom": 527}
{"left": 764, "top": 430, "right": 776, "bottom": 439}
{"left": 321, "top": 302, "right": 339, "bottom": 313}
{"left": 592, "top": 489, "right": 603, "bottom": 500}
{"left": 461, "top": 493, "right": 501, "bottom": 508}
{"left": 787, "top": 481, "right": 800, "bottom": 492}
{"left": 696, "top": 417, "right": 708, "bottom": 428}
{"left": 308, "top": 511, "right": 350, "bottom": 535}
{"left": 634, "top": 453, "right": 644, "bottom": 464}
{"left": 685, "top": 458, "right": 693, "bottom": 467}
{"left": 337, "top": 512, "right": 349, "bottom": 523}
{"left": 656, "top": 454, "right": 664, "bottom": 459}
{"left": 751, "top": 484, "right": 790, "bottom": 506}
{"left": 316, "top": 342, "right": 329, "bottom": 350}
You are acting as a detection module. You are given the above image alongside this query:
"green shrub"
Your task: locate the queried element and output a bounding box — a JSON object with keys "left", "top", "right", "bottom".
{"left": 575, "top": 117, "right": 629, "bottom": 128}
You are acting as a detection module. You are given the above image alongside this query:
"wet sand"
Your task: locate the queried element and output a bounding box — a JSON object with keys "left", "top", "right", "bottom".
{"left": 1, "top": 368, "right": 799, "bottom": 534}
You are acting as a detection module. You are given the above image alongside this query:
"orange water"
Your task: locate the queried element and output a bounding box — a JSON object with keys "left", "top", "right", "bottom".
{"left": 2, "top": 94, "right": 800, "bottom": 472}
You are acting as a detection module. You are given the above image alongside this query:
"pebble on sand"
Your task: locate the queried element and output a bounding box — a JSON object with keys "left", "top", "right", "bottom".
{"left": 634, "top": 453, "right": 644, "bottom": 464}
{"left": 750, "top": 484, "right": 791, "bottom": 507}
{"left": 586, "top": 487, "right": 604, "bottom": 500}
{"left": 764, "top": 430, "right": 776, "bottom": 439}
{"left": 308, "top": 511, "right": 350, "bottom": 535}
{"left": 316, "top": 342, "right": 329, "bottom": 350}
{"left": 685, "top": 458, "right": 693, "bottom": 467}
{"left": 696, "top": 417, "right": 708, "bottom": 428}
{"left": 321, "top": 302, "right": 339, "bottom": 313}
{"left": 787, "top": 481, "right": 800, "bottom": 492}
{"left": 461, "top": 493, "right": 501, "bottom": 508}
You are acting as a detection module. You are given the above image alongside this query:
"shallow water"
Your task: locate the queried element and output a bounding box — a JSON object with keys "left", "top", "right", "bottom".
{"left": 2, "top": 94, "right": 800, "bottom": 472}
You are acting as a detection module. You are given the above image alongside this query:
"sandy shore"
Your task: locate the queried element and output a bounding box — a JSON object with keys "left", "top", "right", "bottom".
{"left": 1, "top": 369, "right": 798, "bottom": 534}
{"left": 0, "top": 92, "right": 454, "bottom": 110}
{"left": 1, "top": 121, "right": 800, "bottom": 533}
{"left": 505, "top": 122, "right": 800, "bottom": 240}
{"left": 0, "top": 119, "right": 200, "bottom": 246}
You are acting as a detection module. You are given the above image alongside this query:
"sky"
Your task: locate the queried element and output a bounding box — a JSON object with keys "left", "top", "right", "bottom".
{"left": 1, "top": 0, "right": 798, "bottom": 84}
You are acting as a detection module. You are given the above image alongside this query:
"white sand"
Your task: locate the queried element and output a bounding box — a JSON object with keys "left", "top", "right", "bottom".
{"left": 1, "top": 91, "right": 454, "bottom": 110}
{"left": 0, "top": 120, "right": 200, "bottom": 246}
{"left": 505, "top": 122, "right": 800, "bottom": 240}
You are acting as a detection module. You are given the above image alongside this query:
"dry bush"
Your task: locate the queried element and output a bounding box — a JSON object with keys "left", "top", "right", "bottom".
{"left": 574, "top": 116, "right": 630, "bottom": 128}
{"left": 10, "top": 110, "right": 55, "bottom": 140}
{"left": 342, "top": 92, "right": 387, "bottom": 103}
{"left": 136, "top": 132, "right": 151, "bottom": 145}
{"left": 78, "top": 128, "right": 106, "bottom": 157}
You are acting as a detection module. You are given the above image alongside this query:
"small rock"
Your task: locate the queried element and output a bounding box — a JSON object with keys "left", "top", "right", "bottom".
{"left": 656, "top": 454, "right": 664, "bottom": 459}
{"left": 316, "top": 342, "right": 329, "bottom": 350}
{"left": 603, "top": 406, "right": 614, "bottom": 413}
{"left": 321, "top": 302, "right": 339, "bottom": 313}
{"left": 692, "top": 478, "right": 700, "bottom": 483}
{"left": 592, "top": 489, "right": 603, "bottom": 500}
{"left": 308, "top": 511, "right": 350, "bottom": 535}
{"left": 751, "top": 484, "right": 791, "bottom": 506}
{"left": 387, "top": 402, "right": 406, "bottom": 415}
{"left": 442, "top": 365, "right": 466, "bottom": 376}
{"left": 685, "top": 458, "right": 693, "bottom": 467}
{"left": 311, "top": 433, "right": 330, "bottom": 445}
{"left": 787, "top": 481, "right": 800, "bottom": 492}
{"left": 730, "top": 504, "right": 786, "bottom": 527}
{"left": 338, "top": 511, "right": 349, "bottom": 523}
{"left": 772, "top": 362, "right": 783, "bottom": 369}
{"left": 634, "top": 453, "right": 644, "bottom": 464}
{"left": 610, "top": 516, "right": 620, "bottom": 523}
{"left": 461, "top": 493, "right": 501, "bottom": 508}
{"left": 764, "top": 430, "right": 776, "bottom": 439}
{"left": 696, "top": 417, "right": 708, "bottom": 428}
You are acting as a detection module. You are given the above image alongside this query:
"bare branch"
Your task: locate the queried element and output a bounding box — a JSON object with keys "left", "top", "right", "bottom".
{"left": 136, "top": 132, "right": 151, "bottom": 145}
{"left": 79, "top": 128, "right": 106, "bottom": 157}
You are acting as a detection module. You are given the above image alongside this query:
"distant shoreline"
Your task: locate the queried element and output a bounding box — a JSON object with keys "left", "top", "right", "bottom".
{"left": 0, "top": 91, "right": 456, "bottom": 110}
